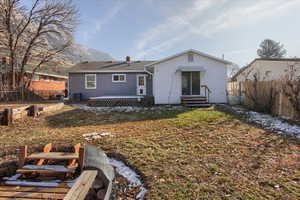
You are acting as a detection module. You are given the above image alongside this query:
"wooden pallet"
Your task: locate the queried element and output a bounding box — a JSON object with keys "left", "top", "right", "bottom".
{"left": 0, "top": 143, "right": 96, "bottom": 200}
{"left": 0, "top": 170, "right": 97, "bottom": 200}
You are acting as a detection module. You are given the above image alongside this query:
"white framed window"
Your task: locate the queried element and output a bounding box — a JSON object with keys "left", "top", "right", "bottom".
{"left": 188, "top": 53, "right": 194, "bottom": 62}
{"left": 112, "top": 74, "right": 126, "bottom": 82}
{"left": 32, "top": 74, "right": 39, "bottom": 81}
{"left": 85, "top": 74, "right": 96, "bottom": 89}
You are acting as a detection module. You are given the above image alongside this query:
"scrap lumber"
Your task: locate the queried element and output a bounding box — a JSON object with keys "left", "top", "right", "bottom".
{"left": 78, "top": 147, "right": 85, "bottom": 172}
{"left": 67, "top": 143, "right": 81, "bottom": 169}
{"left": 36, "top": 143, "right": 52, "bottom": 166}
{"left": 0, "top": 186, "right": 69, "bottom": 193}
{"left": 27, "top": 152, "right": 78, "bottom": 160}
{"left": 0, "top": 190, "right": 65, "bottom": 199}
{"left": 18, "top": 145, "right": 28, "bottom": 168}
{"left": 63, "top": 170, "right": 97, "bottom": 200}
{"left": 17, "top": 165, "right": 76, "bottom": 176}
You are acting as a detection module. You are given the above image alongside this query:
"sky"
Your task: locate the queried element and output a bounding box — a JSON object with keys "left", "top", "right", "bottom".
{"left": 34, "top": 0, "right": 300, "bottom": 67}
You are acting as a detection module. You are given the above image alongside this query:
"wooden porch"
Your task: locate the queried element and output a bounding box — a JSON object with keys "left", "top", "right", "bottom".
{"left": 0, "top": 144, "right": 98, "bottom": 200}
{"left": 181, "top": 85, "right": 211, "bottom": 107}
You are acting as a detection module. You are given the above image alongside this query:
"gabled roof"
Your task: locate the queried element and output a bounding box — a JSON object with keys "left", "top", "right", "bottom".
{"left": 145, "top": 49, "right": 232, "bottom": 67}
{"left": 69, "top": 60, "right": 155, "bottom": 73}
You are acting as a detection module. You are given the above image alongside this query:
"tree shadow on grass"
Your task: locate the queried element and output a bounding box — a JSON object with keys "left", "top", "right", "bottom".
{"left": 45, "top": 108, "right": 190, "bottom": 128}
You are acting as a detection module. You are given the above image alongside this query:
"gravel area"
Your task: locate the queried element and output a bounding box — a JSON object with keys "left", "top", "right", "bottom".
{"left": 71, "top": 104, "right": 187, "bottom": 113}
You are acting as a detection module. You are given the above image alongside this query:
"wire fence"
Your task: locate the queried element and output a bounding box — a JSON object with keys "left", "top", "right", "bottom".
{"left": 0, "top": 89, "right": 65, "bottom": 102}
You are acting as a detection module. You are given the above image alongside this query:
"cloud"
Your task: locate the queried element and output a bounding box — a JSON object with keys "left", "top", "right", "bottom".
{"left": 82, "top": 0, "right": 125, "bottom": 43}
{"left": 133, "top": 0, "right": 300, "bottom": 59}
{"left": 95, "top": 1, "right": 125, "bottom": 33}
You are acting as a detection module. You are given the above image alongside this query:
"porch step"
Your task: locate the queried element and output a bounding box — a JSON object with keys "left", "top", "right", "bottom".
{"left": 181, "top": 96, "right": 207, "bottom": 99}
{"left": 181, "top": 96, "right": 210, "bottom": 107}
{"left": 186, "top": 104, "right": 211, "bottom": 108}
{"left": 182, "top": 99, "right": 207, "bottom": 102}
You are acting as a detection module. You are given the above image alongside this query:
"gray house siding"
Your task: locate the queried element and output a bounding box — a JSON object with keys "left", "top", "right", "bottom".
{"left": 69, "top": 72, "right": 153, "bottom": 100}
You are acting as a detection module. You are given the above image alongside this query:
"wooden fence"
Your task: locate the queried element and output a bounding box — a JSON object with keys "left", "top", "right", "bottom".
{"left": 228, "top": 80, "right": 299, "bottom": 119}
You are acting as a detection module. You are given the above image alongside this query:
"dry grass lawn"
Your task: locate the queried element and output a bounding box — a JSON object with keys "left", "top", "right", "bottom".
{"left": 0, "top": 105, "right": 300, "bottom": 200}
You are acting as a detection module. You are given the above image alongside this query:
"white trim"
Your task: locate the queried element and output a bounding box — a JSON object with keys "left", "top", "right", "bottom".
{"left": 145, "top": 49, "right": 232, "bottom": 67}
{"left": 112, "top": 74, "right": 127, "bottom": 83}
{"left": 136, "top": 74, "right": 147, "bottom": 95}
{"left": 85, "top": 74, "right": 97, "bottom": 89}
{"left": 69, "top": 70, "right": 145, "bottom": 73}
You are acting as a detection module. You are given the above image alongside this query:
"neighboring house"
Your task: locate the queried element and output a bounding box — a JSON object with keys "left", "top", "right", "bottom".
{"left": 69, "top": 49, "right": 231, "bottom": 105}
{"left": 0, "top": 58, "right": 68, "bottom": 98}
{"left": 26, "top": 71, "right": 67, "bottom": 93}
{"left": 231, "top": 58, "right": 300, "bottom": 82}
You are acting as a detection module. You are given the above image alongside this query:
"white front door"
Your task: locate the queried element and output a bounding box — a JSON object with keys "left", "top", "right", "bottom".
{"left": 137, "top": 75, "right": 147, "bottom": 95}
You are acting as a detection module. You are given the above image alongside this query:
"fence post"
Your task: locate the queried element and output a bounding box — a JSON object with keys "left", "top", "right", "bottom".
{"left": 29, "top": 105, "right": 39, "bottom": 117}
{"left": 3, "top": 108, "right": 13, "bottom": 126}
{"left": 278, "top": 91, "right": 283, "bottom": 116}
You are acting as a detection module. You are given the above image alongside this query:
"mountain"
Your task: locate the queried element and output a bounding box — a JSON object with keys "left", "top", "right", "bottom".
{"left": 63, "top": 43, "right": 114, "bottom": 64}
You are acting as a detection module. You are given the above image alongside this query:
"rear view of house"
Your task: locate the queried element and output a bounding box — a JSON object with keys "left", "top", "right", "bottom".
{"left": 68, "top": 49, "right": 231, "bottom": 106}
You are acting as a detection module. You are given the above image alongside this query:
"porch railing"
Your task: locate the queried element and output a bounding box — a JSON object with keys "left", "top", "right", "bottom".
{"left": 201, "top": 85, "right": 211, "bottom": 103}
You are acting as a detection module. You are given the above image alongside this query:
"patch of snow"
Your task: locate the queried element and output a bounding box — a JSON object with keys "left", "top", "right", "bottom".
{"left": 3, "top": 174, "right": 22, "bottom": 181}
{"left": 72, "top": 104, "right": 186, "bottom": 113}
{"left": 231, "top": 106, "right": 300, "bottom": 139}
{"left": 83, "top": 132, "right": 114, "bottom": 141}
{"left": 5, "top": 180, "right": 59, "bottom": 187}
{"left": 90, "top": 96, "right": 144, "bottom": 99}
{"left": 108, "top": 158, "right": 147, "bottom": 200}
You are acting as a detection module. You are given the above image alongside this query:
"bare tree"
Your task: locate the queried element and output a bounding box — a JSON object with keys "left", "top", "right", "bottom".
{"left": 257, "top": 39, "right": 287, "bottom": 59}
{"left": 0, "top": 0, "right": 78, "bottom": 89}
{"left": 281, "top": 63, "right": 300, "bottom": 118}
{"left": 243, "top": 68, "right": 278, "bottom": 113}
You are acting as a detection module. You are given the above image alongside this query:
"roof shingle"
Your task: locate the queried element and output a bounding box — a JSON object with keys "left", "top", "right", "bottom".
{"left": 69, "top": 61, "right": 155, "bottom": 73}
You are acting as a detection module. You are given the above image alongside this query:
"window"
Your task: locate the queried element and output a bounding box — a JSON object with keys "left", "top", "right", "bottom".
{"left": 55, "top": 78, "right": 61, "bottom": 83}
{"left": 85, "top": 74, "right": 96, "bottom": 89}
{"left": 44, "top": 76, "right": 50, "bottom": 82}
{"left": 188, "top": 53, "right": 194, "bottom": 62}
{"left": 32, "top": 74, "right": 39, "bottom": 81}
{"left": 112, "top": 74, "right": 126, "bottom": 82}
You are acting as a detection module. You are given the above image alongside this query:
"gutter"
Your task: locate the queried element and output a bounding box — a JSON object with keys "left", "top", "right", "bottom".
{"left": 26, "top": 71, "right": 68, "bottom": 79}
{"left": 69, "top": 70, "right": 146, "bottom": 73}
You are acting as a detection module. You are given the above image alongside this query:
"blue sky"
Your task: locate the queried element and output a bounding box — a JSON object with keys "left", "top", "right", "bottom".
{"left": 64, "top": 0, "right": 300, "bottom": 66}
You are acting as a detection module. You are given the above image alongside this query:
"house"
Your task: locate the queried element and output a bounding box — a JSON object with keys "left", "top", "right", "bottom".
{"left": 26, "top": 71, "right": 68, "bottom": 98}
{"left": 231, "top": 58, "right": 300, "bottom": 83}
{"left": 68, "top": 49, "right": 231, "bottom": 105}
{"left": 0, "top": 58, "right": 68, "bottom": 99}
